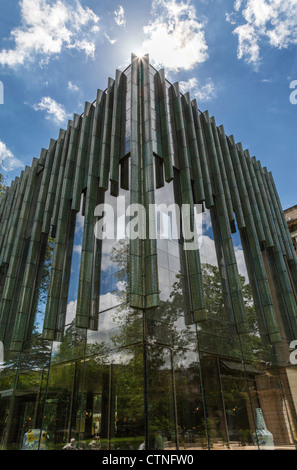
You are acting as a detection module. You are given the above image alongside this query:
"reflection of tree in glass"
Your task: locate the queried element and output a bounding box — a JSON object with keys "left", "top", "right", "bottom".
{"left": 0, "top": 237, "right": 57, "bottom": 390}
{"left": 108, "top": 239, "right": 199, "bottom": 446}
{"left": 107, "top": 242, "right": 266, "bottom": 447}
{"left": 15, "top": 235, "right": 266, "bottom": 449}
{"left": 201, "top": 263, "right": 264, "bottom": 361}
{"left": 109, "top": 239, "right": 196, "bottom": 352}
{"left": 52, "top": 323, "right": 111, "bottom": 365}
{"left": 34, "top": 237, "right": 56, "bottom": 333}
{"left": 0, "top": 172, "right": 6, "bottom": 193}
{"left": 109, "top": 240, "right": 262, "bottom": 362}
{"left": 109, "top": 237, "right": 129, "bottom": 303}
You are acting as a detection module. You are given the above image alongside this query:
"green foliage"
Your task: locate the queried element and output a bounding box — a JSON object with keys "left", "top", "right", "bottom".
{"left": 0, "top": 171, "right": 6, "bottom": 194}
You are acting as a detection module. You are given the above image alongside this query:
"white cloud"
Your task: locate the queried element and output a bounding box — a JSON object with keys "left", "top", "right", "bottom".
{"left": 104, "top": 33, "right": 117, "bottom": 45}
{"left": 0, "top": 0, "right": 100, "bottom": 68}
{"left": 225, "top": 12, "right": 237, "bottom": 25}
{"left": 0, "top": 141, "right": 24, "bottom": 172}
{"left": 114, "top": 5, "right": 126, "bottom": 27}
{"left": 227, "top": 0, "right": 297, "bottom": 66}
{"left": 142, "top": 0, "right": 209, "bottom": 72}
{"left": 179, "top": 76, "right": 216, "bottom": 102}
{"left": 68, "top": 81, "right": 79, "bottom": 92}
{"left": 33, "top": 96, "right": 70, "bottom": 124}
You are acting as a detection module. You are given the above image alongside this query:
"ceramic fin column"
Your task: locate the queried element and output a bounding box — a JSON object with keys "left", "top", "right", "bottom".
{"left": 268, "top": 171, "right": 297, "bottom": 285}
{"left": 0, "top": 158, "right": 39, "bottom": 343}
{"left": 202, "top": 113, "right": 249, "bottom": 334}
{"left": 110, "top": 70, "right": 127, "bottom": 196}
{"left": 51, "top": 121, "right": 72, "bottom": 232}
{"left": 257, "top": 160, "right": 297, "bottom": 338}
{"left": 141, "top": 55, "right": 160, "bottom": 309}
{"left": 228, "top": 138, "right": 281, "bottom": 343}
{"left": 75, "top": 90, "right": 106, "bottom": 329}
{"left": 252, "top": 157, "right": 297, "bottom": 337}
{"left": 0, "top": 180, "right": 17, "bottom": 257}
{"left": 99, "top": 78, "right": 115, "bottom": 191}
{"left": 0, "top": 177, "right": 21, "bottom": 267}
{"left": 234, "top": 144, "right": 276, "bottom": 341}
{"left": 263, "top": 167, "right": 295, "bottom": 262}
{"left": 236, "top": 144, "right": 266, "bottom": 245}
{"left": 211, "top": 117, "right": 235, "bottom": 231}
{"left": 129, "top": 54, "right": 144, "bottom": 309}
{"left": 154, "top": 69, "right": 174, "bottom": 183}
{"left": 42, "top": 129, "right": 66, "bottom": 235}
{"left": 71, "top": 102, "right": 94, "bottom": 212}
{"left": 0, "top": 178, "right": 20, "bottom": 312}
{"left": 244, "top": 152, "right": 274, "bottom": 248}
{"left": 42, "top": 115, "right": 81, "bottom": 340}
{"left": 0, "top": 172, "right": 27, "bottom": 267}
{"left": 191, "top": 102, "right": 214, "bottom": 209}
{"left": 260, "top": 165, "right": 286, "bottom": 255}
{"left": 170, "top": 83, "right": 206, "bottom": 323}
{"left": 181, "top": 93, "right": 205, "bottom": 204}
{"left": 10, "top": 140, "right": 56, "bottom": 351}
{"left": 0, "top": 187, "right": 8, "bottom": 223}
{"left": 217, "top": 126, "right": 245, "bottom": 230}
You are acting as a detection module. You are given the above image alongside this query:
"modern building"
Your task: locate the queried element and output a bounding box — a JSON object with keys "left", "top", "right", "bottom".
{"left": 285, "top": 205, "right": 297, "bottom": 252}
{"left": 0, "top": 54, "right": 297, "bottom": 451}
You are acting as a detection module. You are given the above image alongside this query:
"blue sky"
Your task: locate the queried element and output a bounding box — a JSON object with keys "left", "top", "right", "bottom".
{"left": 0, "top": 0, "right": 296, "bottom": 209}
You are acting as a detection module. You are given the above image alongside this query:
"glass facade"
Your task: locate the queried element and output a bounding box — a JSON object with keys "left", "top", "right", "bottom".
{"left": 0, "top": 55, "right": 297, "bottom": 451}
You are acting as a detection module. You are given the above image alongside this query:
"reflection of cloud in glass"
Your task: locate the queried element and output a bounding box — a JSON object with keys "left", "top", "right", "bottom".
{"left": 201, "top": 209, "right": 212, "bottom": 231}
{"left": 99, "top": 292, "right": 119, "bottom": 312}
{"left": 66, "top": 278, "right": 127, "bottom": 326}
{"left": 51, "top": 341, "right": 61, "bottom": 356}
{"left": 65, "top": 299, "right": 77, "bottom": 325}
{"left": 101, "top": 238, "right": 117, "bottom": 272}
{"left": 75, "top": 212, "right": 84, "bottom": 234}
{"left": 234, "top": 245, "right": 249, "bottom": 283}
{"left": 195, "top": 209, "right": 212, "bottom": 241}
{"left": 199, "top": 235, "right": 218, "bottom": 267}
{"left": 100, "top": 279, "right": 127, "bottom": 311}
{"left": 73, "top": 244, "right": 82, "bottom": 254}
{"left": 199, "top": 234, "right": 249, "bottom": 283}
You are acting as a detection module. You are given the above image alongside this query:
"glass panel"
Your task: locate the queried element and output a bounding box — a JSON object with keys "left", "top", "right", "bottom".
{"left": 0, "top": 396, "right": 10, "bottom": 449}
{"left": 172, "top": 345, "right": 207, "bottom": 450}
{"left": 196, "top": 208, "right": 243, "bottom": 360}
{"left": 110, "top": 346, "right": 145, "bottom": 450}
{"left": 218, "top": 359, "right": 255, "bottom": 449}
{"left": 4, "top": 238, "right": 30, "bottom": 350}
{"left": 85, "top": 308, "right": 145, "bottom": 450}
{"left": 230, "top": 218, "right": 297, "bottom": 450}
{"left": 195, "top": 209, "right": 252, "bottom": 449}
{"left": 40, "top": 328, "right": 86, "bottom": 450}
{"left": 199, "top": 355, "right": 229, "bottom": 450}
{"left": 146, "top": 345, "right": 176, "bottom": 450}
{"left": 41, "top": 360, "right": 78, "bottom": 450}
{"left": 25, "top": 235, "right": 56, "bottom": 347}
{"left": 146, "top": 175, "right": 204, "bottom": 450}
{"left": 65, "top": 196, "right": 85, "bottom": 327}
{"left": 0, "top": 344, "right": 52, "bottom": 450}
{"left": 99, "top": 184, "right": 130, "bottom": 313}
